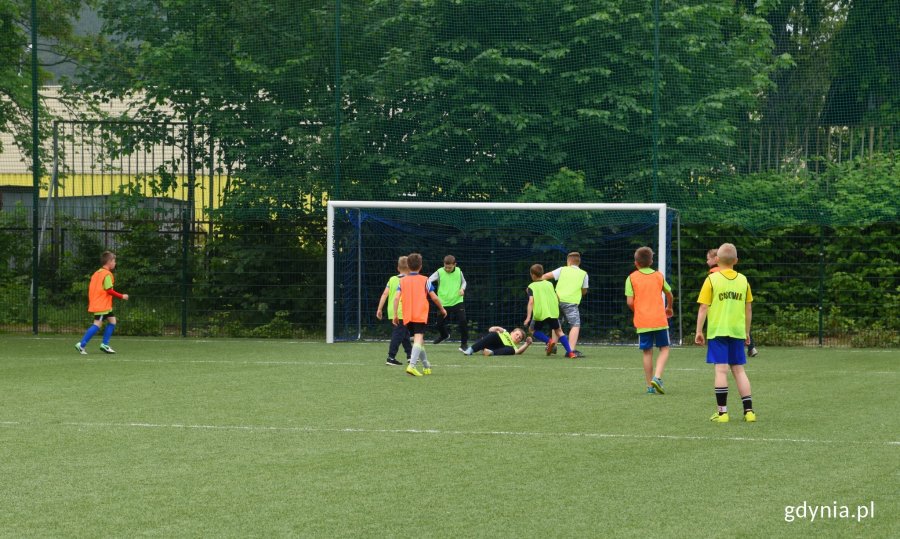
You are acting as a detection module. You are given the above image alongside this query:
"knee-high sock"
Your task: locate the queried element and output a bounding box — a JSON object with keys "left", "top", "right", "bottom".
{"left": 409, "top": 344, "right": 422, "bottom": 367}
{"left": 102, "top": 324, "right": 116, "bottom": 345}
{"left": 715, "top": 387, "right": 728, "bottom": 413}
{"left": 559, "top": 335, "right": 572, "bottom": 354}
{"left": 420, "top": 348, "right": 430, "bottom": 369}
{"left": 80, "top": 325, "right": 100, "bottom": 347}
{"left": 533, "top": 331, "right": 550, "bottom": 343}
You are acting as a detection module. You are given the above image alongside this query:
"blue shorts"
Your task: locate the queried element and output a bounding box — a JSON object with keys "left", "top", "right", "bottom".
{"left": 706, "top": 337, "right": 747, "bottom": 365}
{"left": 638, "top": 329, "right": 670, "bottom": 350}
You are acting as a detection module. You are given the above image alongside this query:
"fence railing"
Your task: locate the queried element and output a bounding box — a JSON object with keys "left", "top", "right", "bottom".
{"left": 743, "top": 124, "right": 896, "bottom": 174}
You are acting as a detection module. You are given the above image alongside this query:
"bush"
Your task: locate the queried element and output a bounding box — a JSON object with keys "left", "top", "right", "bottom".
{"left": 754, "top": 325, "right": 812, "bottom": 346}
{"left": 849, "top": 324, "right": 900, "bottom": 348}
{"left": 249, "top": 310, "right": 294, "bottom": 339}
{"left": 115, "top": 308, "right": 165, "bottom": 336}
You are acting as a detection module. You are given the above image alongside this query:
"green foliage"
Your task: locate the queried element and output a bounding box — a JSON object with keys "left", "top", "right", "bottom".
{"left": 681, "top": 152, "right": 900, "bottom": 228}
{"left": 342, "top": 0, "right": 780, "bottom": 204}
{"left": 678, "top": 221, "right": 898, "bottom": 347}
{"left": 754, "top": 0, "right": 848, "bottom": 129}
{"left": 248, "top": 310, "right": 293, "bottom": 338}
{"left": 0, "top": 280, "right": 31, "bottom": 324}
{"left": 0, "top": 206, "right": 30, "bottom": 282}
{"left": 196, "top": 215, "right": 324, "bottom": 326}
{"left": 820, "top": 153, "right": 900, "bottom": 226}
{"left": 823, "top": 0, "right": 900, "bottom": 125}
{"left": 72, "top": 0, "right": 785, "bottom": 213}
{"left": 113, "top": 307, "right": 165, "bottom": 336}
{"left": 105, "top": 186, "right": 184, "bottom": 298}
{"left": 0, "top": 0, "right": 95, "bottom": 170}
{"left": 38, "top": 215, "right": 105, "bottom": 305}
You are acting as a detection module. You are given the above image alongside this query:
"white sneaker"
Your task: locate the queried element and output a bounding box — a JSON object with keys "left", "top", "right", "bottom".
{"left": 748, "top": 347, "right": 759, "bottom": 357}
{"left": 99, "top": 344, "right": 116, "bottom": 354}
{"left": 75, "top": 342, "right": 87, "bottom": 355}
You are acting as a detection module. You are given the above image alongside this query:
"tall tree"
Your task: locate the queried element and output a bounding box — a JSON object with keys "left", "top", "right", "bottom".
{"left": 745, "top": 0, "right": 849, "bottom": 130}
{"left": 74, "top": 0, "right": 782, "bottom": 207}
{"left": 342, "top": 0, "right": 780, "bottom": 203}
{"left": 822, "top": 0, "right": 900, "bottom": 125}
{"left": 0, "top": 0, "right": 93, "bottom": 170}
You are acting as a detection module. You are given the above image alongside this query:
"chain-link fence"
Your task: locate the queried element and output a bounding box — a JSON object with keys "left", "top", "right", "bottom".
{"left": 0, "top": 1, "right": 896, "bottom": 345}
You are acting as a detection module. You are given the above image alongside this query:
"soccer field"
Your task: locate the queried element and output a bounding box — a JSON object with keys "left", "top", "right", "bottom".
{"left": 0, "top": 337, "right": 896, "bottom": 537}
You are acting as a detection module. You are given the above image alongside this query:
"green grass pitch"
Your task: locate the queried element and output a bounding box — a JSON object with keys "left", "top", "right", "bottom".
{"left": 0, "top": 336, "right": 897, "bottom": 537}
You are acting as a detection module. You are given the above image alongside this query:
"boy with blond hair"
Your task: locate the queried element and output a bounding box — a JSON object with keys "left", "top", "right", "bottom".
{"left": 695, "top": 243, "right": 757, "bottom": 423}
{"left": 626, "top": 247, "right": 674, "bottom": 394}
{"left": 376, "top": 256, "right": 412, "bottom": 366}
{"left": 462, "top": 327, "right": 532, "bottom": 356}
{"left": 76, "top": 251, "right": 129, "bottom": 354}
{"left": 524, "top": 263, "right": 573, "bottom": 357}
{"left": 542, "top": 252, "right": 588, "bottom": 357}
{"left": 708, "top": 247, "right": 758, "bottom": 357}
{"left": 393, "top": 253, "right": 446, "bottom": 376}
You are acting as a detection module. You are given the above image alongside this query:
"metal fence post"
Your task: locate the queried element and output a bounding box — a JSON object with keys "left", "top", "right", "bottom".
{"left": 30, "top": 0, "right": 40, "bottom": 335}
{"left": 181, "top": 118, "right": 196, "bottom": 337}
{"left": 818, "top": 222, "right": 825, "bottom": 346}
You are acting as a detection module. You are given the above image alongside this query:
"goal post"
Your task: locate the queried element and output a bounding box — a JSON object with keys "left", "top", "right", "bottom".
{"left": 326, "top": 201, "right": 670, "bottom": 344}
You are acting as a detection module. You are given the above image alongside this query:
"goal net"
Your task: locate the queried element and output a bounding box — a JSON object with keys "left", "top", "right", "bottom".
{"left": 327, "top": 202, "right": 678, "bottom": 345}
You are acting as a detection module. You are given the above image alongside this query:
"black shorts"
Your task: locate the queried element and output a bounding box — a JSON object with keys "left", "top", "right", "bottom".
{"left": 93, "top": 312, "right": 115, "bottom": 322}
{"left": 405, "top": 321, "right": 427, "bottom": 335}
{"left": 532, "top": 318, "right": 560, "bottom": 332}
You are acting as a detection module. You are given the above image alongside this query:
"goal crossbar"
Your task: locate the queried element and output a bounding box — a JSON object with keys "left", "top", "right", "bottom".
{"left": 326, "top": 201, "right": 667, "bottom": 343}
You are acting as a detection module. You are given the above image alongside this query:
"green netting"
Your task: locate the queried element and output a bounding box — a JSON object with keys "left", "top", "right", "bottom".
{"left": 11, "top": 0, "right": 893, "bottom": 228}
{"left": 331, "top": 206, "right": 676, "bottom": 344}
{"left": 1, "top": 1, "right": 897, "bottom": 341}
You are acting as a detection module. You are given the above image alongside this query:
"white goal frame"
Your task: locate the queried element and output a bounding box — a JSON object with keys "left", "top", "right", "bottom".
{"left": 326, "top": 201, "right": 668, "bottom": 343}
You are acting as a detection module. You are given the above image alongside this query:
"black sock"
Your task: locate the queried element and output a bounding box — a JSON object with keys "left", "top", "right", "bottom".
{"left": 742, "top": 395, "right": 753, "bottom": 413}
{"left": 715, "top": 387, "right": 728, "bottom": 412}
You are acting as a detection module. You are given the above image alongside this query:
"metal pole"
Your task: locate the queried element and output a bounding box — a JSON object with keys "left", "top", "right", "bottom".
{"left": 209, "top": 127, "right": 215, "bottom": 237}
{"left": 37, "top": 123, "right": 59, "bottom": 265}
{"left": 818, "top": 223, "right": 825, "bottom": 346}
{"left": 676, "top": 211, "right": 683, "bottom": 345}
{"left": 657, "top": 207, "right": 667, "bottom": 280}
{"left": 326, "top": 204, "right": 335, "bottom": 343}
{"left": 181, "top": 118, "right": 195, "bottom": 337}
{"left": 357, "top": 208, "right": 362, "bottom": 340}
{"left": 30, "top": 0, "right": 40, "bottom": 335}
{"left": 652, "top": 0, "right": 660, "bottom": 202}
{"left": 334, "top": 0, "right": 342, "bottom": 199}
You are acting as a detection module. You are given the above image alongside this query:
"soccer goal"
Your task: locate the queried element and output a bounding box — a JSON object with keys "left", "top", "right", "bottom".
{"left": 326, "top": 201, "right": 678, "bottom": 345}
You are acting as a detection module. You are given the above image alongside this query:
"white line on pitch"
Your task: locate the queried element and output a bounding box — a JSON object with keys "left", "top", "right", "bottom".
{"left": 76, "top": 357, "right": 897, "bottom": 375}
{"left": 9, "top": 355, "right": 897, "bottom": 375}
{"left": 58, "top": 421, "right": 899, "bottom": 447}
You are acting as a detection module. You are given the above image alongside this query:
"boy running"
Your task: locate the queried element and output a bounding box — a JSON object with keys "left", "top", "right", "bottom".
{"left": 393, "top": 253, "right": 446, "bottom": 376}
{"left": 626, "top": 247, "right": 674, "bottom": 394}
{"left": 76, "top": 251, "right": 129, "bottom": 354}
{"left": 696, "top": 243, "right": 757, "bottom": 423}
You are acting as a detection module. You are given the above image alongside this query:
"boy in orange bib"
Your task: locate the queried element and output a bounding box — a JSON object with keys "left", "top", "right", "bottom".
{"left": 626, "top": 247, "right": 674, "bottom": 394}
{"left": 76, "top": 251, "right": 129, "bottom": 354}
